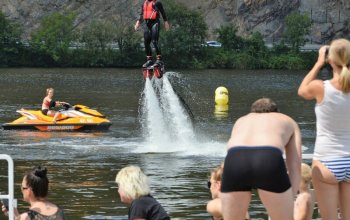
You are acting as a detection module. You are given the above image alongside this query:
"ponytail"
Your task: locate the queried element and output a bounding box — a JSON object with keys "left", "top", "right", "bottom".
{"left": 329, "top": 39, "right": 350, "bottom": 93}
{"left": 339, "top": 66, "right": 350, "bottom": 93}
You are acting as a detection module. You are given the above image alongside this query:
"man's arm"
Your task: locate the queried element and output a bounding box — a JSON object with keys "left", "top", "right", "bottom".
{"left": 135, "top": 4, "right": 144, "bottom": 31}
{"left": 155, "top": 1, "right": 168, "bottom": 21}
{"left": 285, "top": 120, "right": 302, "bottom": 195}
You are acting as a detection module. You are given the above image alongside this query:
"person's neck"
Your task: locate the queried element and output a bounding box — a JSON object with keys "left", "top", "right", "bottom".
{"left": 29, "top": 197, "right": 48, "bottom": 207}
{"left": 299, "top": 182, "right": 310, "bottom": 193}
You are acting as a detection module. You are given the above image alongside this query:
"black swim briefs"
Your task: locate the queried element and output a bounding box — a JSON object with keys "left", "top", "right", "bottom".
{"left": 221, "top": 146, "right": 291, "bottom": 193}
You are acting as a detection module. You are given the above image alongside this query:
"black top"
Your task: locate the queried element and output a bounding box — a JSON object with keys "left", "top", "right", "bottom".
{"left": 129, "top": 195, "right": 170, "bottom": 220}
{"left": 27, "top": 208, "right": 66, "bottom": 220}
{"left": 138, "top": 0, "right": 168, "bottom": 22}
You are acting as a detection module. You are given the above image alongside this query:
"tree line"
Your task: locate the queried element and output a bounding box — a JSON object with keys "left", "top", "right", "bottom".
{"left": 0, "top": 0, "right": 315, "bottom": 69}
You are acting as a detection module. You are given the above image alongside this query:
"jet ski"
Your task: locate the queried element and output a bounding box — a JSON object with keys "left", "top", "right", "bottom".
{"left": 2, "top": 104, "right": 111, "bottom": 131}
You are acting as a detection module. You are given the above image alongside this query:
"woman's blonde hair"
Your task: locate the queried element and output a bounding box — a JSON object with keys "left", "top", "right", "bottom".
{"left": 115, "top": 165, "right": 150, "bottom": 200}
{"left": 46, "top": 88, "right": 54, "bottom": 95}
{"left": 329, "top": 38, "right": 350, "bottom": 93}
{"left": 210, "top": 163, "right": 224, "bottom": 182}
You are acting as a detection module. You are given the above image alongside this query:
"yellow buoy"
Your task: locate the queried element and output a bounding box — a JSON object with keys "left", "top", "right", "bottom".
{"left": 215, "top": 86, "right": 229, "bottom": 105}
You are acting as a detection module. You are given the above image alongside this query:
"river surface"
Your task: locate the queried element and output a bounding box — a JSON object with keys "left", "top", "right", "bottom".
{"left": 0, "top": 68, "right": 318, "bottom": 219}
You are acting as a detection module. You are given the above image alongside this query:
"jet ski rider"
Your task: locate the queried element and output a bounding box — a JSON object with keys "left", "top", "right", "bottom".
{"left": 134, "top": 0, "right": 170, "bottom": 68}
{"left": 41, "top": 88, "right": 67, "bottom": 123}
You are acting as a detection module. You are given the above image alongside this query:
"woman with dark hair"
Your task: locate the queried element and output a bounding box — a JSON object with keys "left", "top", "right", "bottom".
{"left": 1, "top": 166, "right": 66, "bottom": 220}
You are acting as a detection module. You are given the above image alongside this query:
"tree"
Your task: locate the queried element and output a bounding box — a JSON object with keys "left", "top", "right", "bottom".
{"left": 283, "top": 11, "right": 312, "bottom": 53}
{"left": 215, "top": 25, "right": 244, "bottom": 52}
{"left": 160, "top": 0, "right": 208, "bottom": 67}
{"left": 81, "top": 19, "right": 117, "bottom": 51}
{"left": 31, "top": 12, "right": 76, "bottom": 64}
{"left": 0, "top": 12, "right": 23, "bottom": 66}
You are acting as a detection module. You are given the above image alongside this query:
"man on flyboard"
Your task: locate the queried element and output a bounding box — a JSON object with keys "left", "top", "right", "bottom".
{"left": 134, "top": 0, "right": 170, "bottom": 78}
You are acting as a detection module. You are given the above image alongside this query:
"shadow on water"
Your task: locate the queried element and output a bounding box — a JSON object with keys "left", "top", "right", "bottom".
{"left": 0, "top": 68, "right": 317, "bottom": 219}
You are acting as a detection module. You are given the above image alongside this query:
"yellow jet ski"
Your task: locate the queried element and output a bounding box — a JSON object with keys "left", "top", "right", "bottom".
{"left": 2, "top": 104, "right": 111, "bottom": 131}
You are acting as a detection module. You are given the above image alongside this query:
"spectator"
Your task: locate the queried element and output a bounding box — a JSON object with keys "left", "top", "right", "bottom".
{"left": 115, "top": 165, "right": 170, "bottom": 220}
{"left": 298, "top": 38, "right": 350, "bottom": 220}
{"left": 207, "top": 163, "right": 250, "bottom": 220}
{"left": 221, "top": 98, "right": 301, "bottom": 220}
{"left": 294, "top": 163, "right": 315, "bottom": 220}
{"left": 1, "top": 166, "right": 66, "bottom": 220}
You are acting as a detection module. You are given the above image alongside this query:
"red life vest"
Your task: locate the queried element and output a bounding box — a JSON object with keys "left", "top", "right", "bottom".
{"left": 143, "top": 0, "right": 158, "bottom": 20}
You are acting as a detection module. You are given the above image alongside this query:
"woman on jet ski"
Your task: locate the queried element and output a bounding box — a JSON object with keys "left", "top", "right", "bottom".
{"left": 41, "top": 88, "right": 67, "bottom": 123}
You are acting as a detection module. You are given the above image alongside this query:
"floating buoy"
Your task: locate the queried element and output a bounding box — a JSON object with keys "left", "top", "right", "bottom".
{"left": 214, "top": 104, "right": 228, "bottom": 118}
{"left": 215, "top": 86, "right": 229, "bottom": 106}
{"left": 214, "top": 87, "right": 229, "bottom": 118}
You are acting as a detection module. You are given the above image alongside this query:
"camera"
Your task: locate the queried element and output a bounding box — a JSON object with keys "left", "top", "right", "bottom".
{"left": 1, "top": 198, "right": 9, "bottom": 210}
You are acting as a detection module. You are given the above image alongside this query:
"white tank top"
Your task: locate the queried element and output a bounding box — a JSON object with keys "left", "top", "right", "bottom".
{"left": 314, "top": 80, "right": 350, "bottom": 160}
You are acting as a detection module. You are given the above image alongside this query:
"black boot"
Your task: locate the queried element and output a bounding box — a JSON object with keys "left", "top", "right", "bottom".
{"left": 142, "top": 56, "right": 154, "bottom": 68}
{"left": 153, "top": 55, "right": 164, "bottom": 67}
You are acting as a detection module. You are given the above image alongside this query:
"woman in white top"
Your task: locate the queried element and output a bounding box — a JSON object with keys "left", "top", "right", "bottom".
{"left": 298, "top": 38, "right": 350, "bottom": 220}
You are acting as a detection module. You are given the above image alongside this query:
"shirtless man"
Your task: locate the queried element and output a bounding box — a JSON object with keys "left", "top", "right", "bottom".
{"left": 221, "top": 97, "right": 301, "bottom": 220}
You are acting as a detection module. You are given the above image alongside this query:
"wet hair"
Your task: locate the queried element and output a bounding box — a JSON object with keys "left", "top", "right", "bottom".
{"left": 115, "top": 165, "right": 150, "bottom": 200}
{"left": 25, "top": 166, "right": 49, "bottom": 198}
{"left": 328, "top": 38, "right": 350, "bottom": 93}
{"left": 301, "top": 163, "right": 312, "bottom": 184}
{"left": 210, "top": 163, "right": 224, "bottom": 182}
{"left": 250, "top": 98, "right": 278, "bottom": 113}
{"left": 46, "top": 88, "right": 54, "bottom": 95}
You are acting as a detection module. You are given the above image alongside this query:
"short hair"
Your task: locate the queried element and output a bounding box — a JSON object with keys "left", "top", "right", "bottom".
{"left": 115, "top": 165, "right": 150, "bottom": 200}
{"left": 210, "top": 163, "right": 224, "bottom": 182}
{"left": 25, "top": 166, "right": 49, "bottom": 198}
{"left": 301, "top": 163, "right": 312, "bottom": 184}
{"left": 251, "top": 98, "right": 279, "bottom": 113}
{"left": 46, "top": 88, "right": 54, "bottom": 95}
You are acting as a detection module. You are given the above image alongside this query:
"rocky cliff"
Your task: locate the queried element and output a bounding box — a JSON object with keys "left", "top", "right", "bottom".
{"left": 1, "top": 0, "right": 350, "bottom": 43}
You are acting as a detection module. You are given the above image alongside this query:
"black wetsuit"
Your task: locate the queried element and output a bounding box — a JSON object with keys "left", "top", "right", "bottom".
{"left": 138, "top": 0, "right": 168, "bottom": 58}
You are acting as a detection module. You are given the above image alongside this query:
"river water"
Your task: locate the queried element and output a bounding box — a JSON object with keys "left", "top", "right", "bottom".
{"left": 0, "top": 68, "right": 317, "bottom": 219}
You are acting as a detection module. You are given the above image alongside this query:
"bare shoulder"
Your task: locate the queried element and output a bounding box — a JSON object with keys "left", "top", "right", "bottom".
{"left": 275, "top": 113, "right": 298, "bottom": 125}
{"left": 19, "top": 212, "right": 29, "bottom": 220}
{"left": 207, "top": 198, "right": 222, "bottom": 217}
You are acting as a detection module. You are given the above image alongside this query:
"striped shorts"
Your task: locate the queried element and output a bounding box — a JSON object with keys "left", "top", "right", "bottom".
{"left": 321, "top": 157, "right": 350, "bottom": 182}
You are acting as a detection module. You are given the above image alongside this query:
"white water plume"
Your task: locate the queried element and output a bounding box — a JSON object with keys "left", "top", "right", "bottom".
{"left": 137, "top": 73, "right": 225, "bottom": 156}
{"left": 161, "top": 74, "right": 195, "bottom": 143}
{"left": 141, "top": 78, "right": 171, "bottom": 151}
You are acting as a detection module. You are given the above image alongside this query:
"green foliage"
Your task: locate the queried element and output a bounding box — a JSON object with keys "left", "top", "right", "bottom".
{"left": 283, "top": 11, "right": 312, "bottom": 53}
{"left": 216, "top": 25, "right": 244, "bottom": 51}
{"left": 31, "top": 12, "right": 76, "bottom": 64}
{"left": 269, "top": 53, "right": 305, "bottom": 69}
{"left": 81, "top": 19, "right": 116, "bottom": 51}
{"left": 0, "top": 6, "right": 317, "bottom": 70}
{"left": 0, "top": 12, "right": 24, "bottom": 66}
{"left": 161, "top": 0, "right": 208, "bottom": 67}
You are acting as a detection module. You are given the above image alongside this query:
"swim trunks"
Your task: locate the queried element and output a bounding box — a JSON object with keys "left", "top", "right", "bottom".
{"left": 321, "top": 157, "right": 350, "bottom": 182}
{"left": 221, "top": 146, "right": 291, "bottom": 193}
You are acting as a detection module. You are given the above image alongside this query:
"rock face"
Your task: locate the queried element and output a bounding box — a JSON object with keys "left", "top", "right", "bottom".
{"left": 1, "top": 0, "right": 350, "bottom": 43}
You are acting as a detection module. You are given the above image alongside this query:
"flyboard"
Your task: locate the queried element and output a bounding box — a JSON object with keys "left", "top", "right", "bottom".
{"left": 142, "top": 63, "right": 165, "bottom": 79}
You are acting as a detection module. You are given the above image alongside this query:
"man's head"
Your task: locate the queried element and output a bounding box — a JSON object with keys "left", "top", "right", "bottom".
{"left": 251, "top": 97, "right": 279, "bottom": 113}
